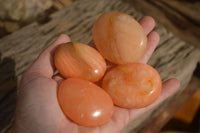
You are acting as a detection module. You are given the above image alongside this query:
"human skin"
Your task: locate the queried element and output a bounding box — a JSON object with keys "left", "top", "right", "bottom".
{"left": 12, "top": 16, "right": 180, "bottom": 133}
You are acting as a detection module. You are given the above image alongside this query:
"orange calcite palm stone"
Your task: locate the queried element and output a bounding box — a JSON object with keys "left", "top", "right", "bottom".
{"left": 102, "top": 63, "right": 162, "bottom": 109}
{"left": 54, "top": 42, "right": 106, "bottom": 82}
{"left": 92, "top": 11, "right": 147, "bottom": 64}
{"left": 58, "top": 78, "right": 114, "bottom": 127}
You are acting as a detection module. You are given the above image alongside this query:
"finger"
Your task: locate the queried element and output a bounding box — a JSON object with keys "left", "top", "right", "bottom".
{"left": 128, "top": 78, "right": 180, "bottom": 121}
{"left": 27, "top": 34, "right": 71, "bottom": 78}
{"left": 52, "top": 74, "right": 64, "bottom": 86}
{"left": 138, "top": 16, "right": 155, "bottom": 35}
{"left": 137, "top": 31, "right": 160, "bottom": 63}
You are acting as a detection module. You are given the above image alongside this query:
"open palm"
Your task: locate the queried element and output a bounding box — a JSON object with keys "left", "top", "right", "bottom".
{"left": 13, "top": 16, "right": 180, "bottom": 133}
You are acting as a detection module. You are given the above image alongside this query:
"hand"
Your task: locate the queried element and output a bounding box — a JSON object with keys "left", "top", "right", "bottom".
{"left": 13, "top": 16, "right": 180, "bottom": 133}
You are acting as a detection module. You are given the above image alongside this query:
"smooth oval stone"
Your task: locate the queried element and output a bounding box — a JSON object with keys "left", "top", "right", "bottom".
{"left": 58, "top": 78, "right": 114, "bottom": 127}
{"left": 102, "top": 63, "right": 162, "bottom": 109}
{"left": 92, "top": 11, "right": 147, "bottom": 64}
{"left": 54, "top": 42, "right": 106, "bottom": 82}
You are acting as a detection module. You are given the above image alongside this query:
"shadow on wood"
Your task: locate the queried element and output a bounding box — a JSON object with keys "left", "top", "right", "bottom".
{"left": 0, "top": 53, "right": 17, "bottom": 131}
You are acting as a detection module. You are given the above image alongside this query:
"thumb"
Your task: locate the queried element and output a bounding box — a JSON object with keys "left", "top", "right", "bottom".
{"left": 26, "top": 34, "right": 71, "bottom": 78}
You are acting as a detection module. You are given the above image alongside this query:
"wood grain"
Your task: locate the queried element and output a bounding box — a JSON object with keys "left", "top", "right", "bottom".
{"left": 136, "top": 76, "right": 200, "bottom": 133}
{"left": 0, "top": 0, "right": 200, "bottom": 132}
{"left": 125, "top": 0, "right": 200, "bottom": 49}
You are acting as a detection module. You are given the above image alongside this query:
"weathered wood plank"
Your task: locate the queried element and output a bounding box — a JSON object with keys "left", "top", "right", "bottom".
{"left": 158, "top": 0, "right": 200, "bottom": 25}
{"left": 0, "top": 0, "right": 52, "bottom": 22}
{"left": 133, "top": 76, "right": 200, "bottom": 133}
{"left": 0, "top": 0, "right": 200, "bottom": 132}
{"left": 124, "top": 0, "right": 200, "bottom": 49}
